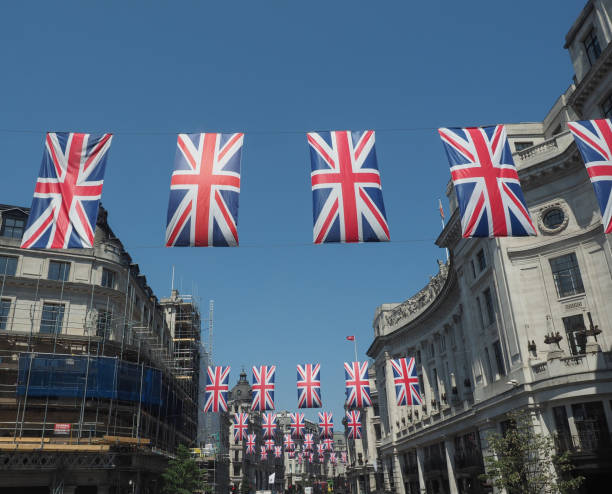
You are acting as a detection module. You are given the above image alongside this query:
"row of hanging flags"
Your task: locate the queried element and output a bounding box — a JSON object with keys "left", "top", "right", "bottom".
{"left": 18, "top": 119, "right": 612, "bottom": 250}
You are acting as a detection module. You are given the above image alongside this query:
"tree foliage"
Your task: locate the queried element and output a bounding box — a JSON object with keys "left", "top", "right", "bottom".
{"left": 480, "top": 409, "right": 583, "bottom": 494}
{"left": 162, "top": 444, "right": 205, "bottom": 494}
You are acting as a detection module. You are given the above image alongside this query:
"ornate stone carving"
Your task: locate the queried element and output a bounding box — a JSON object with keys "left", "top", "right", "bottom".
{"left": 384, "top": 260, "right": 449, "bottom": 327}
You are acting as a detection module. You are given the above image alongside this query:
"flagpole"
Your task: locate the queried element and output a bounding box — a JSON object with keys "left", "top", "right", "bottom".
{"left": 354, "top": 338, "right": 358, "bottom": 363}
{"left": 439, "top": 198, "right": 450, "bottom": 262}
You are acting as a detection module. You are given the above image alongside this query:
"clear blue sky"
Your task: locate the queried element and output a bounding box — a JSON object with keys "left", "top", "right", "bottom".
{"left": 0, "top": 1, "right": 584, "bottom": 425}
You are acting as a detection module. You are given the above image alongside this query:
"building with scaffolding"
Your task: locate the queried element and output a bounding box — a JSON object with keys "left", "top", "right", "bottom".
{"left": 0, "top": 203, "right": 201, "bottom": 493}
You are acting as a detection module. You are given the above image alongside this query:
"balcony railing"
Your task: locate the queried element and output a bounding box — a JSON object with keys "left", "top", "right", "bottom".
{"left": 555, "top": 430, "right": 612, "bottom": 454}
{"left": 454, "top": 449, "right": 483, "bottom": 470}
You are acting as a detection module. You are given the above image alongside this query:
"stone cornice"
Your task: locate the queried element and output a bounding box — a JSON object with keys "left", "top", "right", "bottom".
{"left": 567, "top": 40, "right": 612, "bottom": 116}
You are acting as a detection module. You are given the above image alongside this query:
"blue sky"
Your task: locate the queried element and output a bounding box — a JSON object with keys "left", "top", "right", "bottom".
{"left": 0, "top": 1, "right": 584, "bottom": 425}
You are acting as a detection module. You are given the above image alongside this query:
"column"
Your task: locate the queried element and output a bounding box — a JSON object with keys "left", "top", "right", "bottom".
{"left": 382, "top": 455, "right": 391, "bottom": 491}
{"left": 384, "top": 352, "right": 400, "bottom": 439}
{"left": 444, "top": 439, "right": 459, "bottom": 494}
{"left": 393, "top": 450, "right": 407, "bottom": 494}
{"left": 416, "top": 447, "right": 426, "bottom": 494}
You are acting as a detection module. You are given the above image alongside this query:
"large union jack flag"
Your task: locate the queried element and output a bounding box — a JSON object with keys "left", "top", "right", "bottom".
{"left": 246, "top": 433, "right": 256, "bottom": 454}
{"left": 391, "top": 357, "right": 423, "bottom": 406}
{"left": 307, "top": 130, "right": 389, "bottom": 243}
{"left": 233, "top": 412, "right": 249, "bottom": 442}
{"left": 21, "top": 132, "right": 113, "bottom": 249}
{"left": 438, "top": 125, "right": 536, "bottom": 237}
{"left": 568, "top": 119, "right": 612, "bottom": 234}
{"left": 262, "top": 413, "right": 277, "bottom": 438}
{"left": 318, "top": 412, "right": 334, "bottom": 438}
{"left": 303, "top": 433, "right": 314, "bottom": 451}
{"left": 203, "top": 365, "right": 230, "bottom": 413}
{"left": 297, "top": 363, "right": 322, "bottom": 409}
{"left": 251, "top": 365, "right": 275, "bottom": 411}
{"left": 165, "top": 132, "right": 243, "bottom": 247}
{"left": 344, "top": 361, "right": 372, "bottom": 408}
{"left": 290, "top": 412, "right": 305, "bottom": 438}
{"left": 346, "top": 410, "right": 361, "bottom": 439}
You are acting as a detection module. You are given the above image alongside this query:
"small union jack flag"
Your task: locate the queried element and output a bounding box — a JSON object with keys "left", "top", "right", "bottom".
{"left": 265, "top": 438, "right": 275, "bottom": 451}
{"left": 303, "top": 433, "right": 314, "bottom": 451}
{"left": 290, "top": 412, "right": 305, "bottom": 438}
{"left": 284, "top": 434, "right": 295, "bottom": 450}
{"left": 233, "top": 412, "right": 249, "bottom": 442}
{"left": 391, "top": 357, "right": 423, "bottom": 406}
{"left": 438, "top": 125, "right": 536, "bottom": 237}
{"left": 288, "top": 450, "right": 295, "bottom": 459}
{"left": 298, "top": 452, "right": 304, "bottom": 465}
{"left": 262, "top": 413, "right": 277, "bottom": 438}
{"left": 165, "top": 132, "right": 243, "bottom": 247}
{"left": 323, "top": 437, "right": 334, "bottom": 451}
{"left": 344, "top": 361, "right": 372, "bottom": 408}
{"left": 260, "top": 446, "right": 268, "bottom": 460}
{"left": 316, "top": 443, "right": 325, "bottom": 455}
{"left": 330, "top": 452, "right": 337, "bottom": 464}
{"left": 251, "top": 365, "right": 276, "bottom": 411}
{"left": 341, "top": 451, "right": 347, "bottom": 464}
{"left": 297, "top": 363, "right": 322, "bottom": 409}
{"left": 203, "top": 366, "right": 230, "bottom": 413}
{"left": 568, "top": 119, "right": 612, "bottom": 234}
{"left": 318, "top": 412, "right": 334, "bottom": 438}
{"left": 246, "top": 433, "right": 256, "bottom": 454}
{"left": 22, "top": 132, "right": 113, "bottom": 249}
{"left": 274, "top": 445, "right": 283, "bottom": 458}
{"left": 309, "top": 452, "right": 315, "bottom": 462}
{"left": 346, "top": 410, "right": 361, "bottom": 439}
{"left": 307, "top": 130, "right": 390, "bottom": 243}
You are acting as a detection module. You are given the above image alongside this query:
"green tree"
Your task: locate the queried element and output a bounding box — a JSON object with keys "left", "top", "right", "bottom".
{"left": 480, "top": 409, "right": 583, "bottom": 494}
{"left": 162, "top": 444, "right": 205, "bottom": 494}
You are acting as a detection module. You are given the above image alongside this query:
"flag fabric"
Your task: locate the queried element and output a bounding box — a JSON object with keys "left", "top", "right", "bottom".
{"left": 568, "top": 119, "right": 612, "bottom": 233}
{"left": 316, "top": 443, "right": 325, "bottom": 454}
{"left": 203, "top": 365, "right": 231, "bottom": 412}
{"left": 303, "top": 433, "right": 314, "bottom": 451}
{"left": 309, "top": 452, "right": 315, "bottom": 462}
{"left": 262, "top": 413, "right": 277, "bottom": 438}
{"left": 438, "top": 125, "right": 536, "bottom": 237}
{"left": 346, "top": 335, "right": 355, "bottom": 341}
{"left": 274, "top": 446, "right": 282, "bottom": 458}
{"left": 251, "top": 365, "right": 276, "bottom": 411}
{"left": 297, "top": 363, "right": 322, "bottom": 409}
{"left": 344, "top": 361, "right": 372, "bottom": 408}
{"left": 318, "top": 453, "right": 325, "bottom": 463}
{"left": 288, "top": 450, "right": 295, "bottom": 459}
{"left": 297, "top": 452, "right": 303, "bottom": 465}
{"left": 318, "top": 411, "right": 334, "bottom": 438}
{"left": 265, "top": 439, "right": 275, "bottom": 451}
{"left": 233, "top": 412, "right": 249, "bottom": 442}
{"left": 22, "top": 132, "right": 113, "bottom": 249}
{"left": 330, "top": 452, "right": 337, "bottom": 464}
{"left": 341, "top": 451, "right": 347, "bottom": 464}
{"left": 165, "top": 132, "right": 243, "bottom": 247}
{"left": 290, "top": 412, "right": 305, "bottom": 438}
{"left": 346, "top": 410, "right": 362, "bottom": 439}
{"left": 284, "top": 434, "right": 295, "bottom": 450}
{"left": 391, "top": 357, "right": 423, "bottom": 406}
{"left": 307, "top": 130, "right": 390, "bottom": 243}
{"left": 246, "top": 433, "right": 256, "bottom": 454}
{"left": 323, "top": 437, "right": 334, "bottom": 451}
{"left": 438, "top": 198, "right": 445, "bottom": 220}
{"left": 260, "top": 446, "right": 268, "bottom": 460}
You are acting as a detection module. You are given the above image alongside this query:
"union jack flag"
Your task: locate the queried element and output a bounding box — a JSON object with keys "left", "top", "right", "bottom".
{"left": 246, "top": 433, "right": 256, "bottom": 454}
{"left": 568, "top": 119, "right": 612, "bottom": 233}
{"left": 330, "top": 452, "right": 337, "bottom": 464}
{"left": 297, "top": 363, "right": 322, "bottom": 409}
{"left": 251, "top": 365, "right": 275, "bottom": 411}
{"left": 344, "top": 361, "right": 371, "bottom": 408}
{"left": 262, "top": 413, "right": 277, "bottom": 438}
{"left": 274, "top": 446, "right": 283, "bottom": 458}
{"left": 391, "top": 357, "right": 423, "bottom": 406}
{"left": 298, "top": 452, "right": 304, "bottom": 465}
{"left": 284, "top": 434, "right": 295, "bottom": 450}
{"left": 303, "top": 433, "right": 314, "bottom": 450}
{"left": 346, "top": 410, "right": 361, "bottom": 439}
{"left": 318, "top": 412, "right": 334, "bottom": 438}
{"left": 165, "top": 132, "right": 243, "bottom": 247}
{"left": 318, "top": 453, "right": 325, "bottom": 463}
{"left": 260, "top": 446, "right": 268, "bottom": 460}
{"left": 290, "top": 412, "right": 305, "bottom": 438}
{"left": 323, "top": 437, "right": 334, "bottom": 451}
{"left": 438, "top": 125, "right": 536, "bottom": 237}
{"left": 265, "top": 439, "right": 275, "bottom": 451}
{"left": 307, "top": 130, "right": 389, "bottom": 243}
{"left": 233, "top": 412, "right": 249, "bottom": 442}
{"left": 288, "top": 450, "right": 295, "bottom": 459}
{"left": 316, "top": 443, "right": 325, "bottom": 455}
{"left": 22, "top": 132, "right": 113, "bottom": 249}
{"left": 309, "top": 452, "right": 315, "bottom": 462}
{"left": 203, "top": 365, "right": 230, "bottom": 412}
{"left": 341, "top": 451, "right": 347, "bottom": 464}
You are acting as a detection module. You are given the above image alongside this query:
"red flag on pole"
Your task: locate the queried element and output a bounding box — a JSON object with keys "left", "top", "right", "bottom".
{"left": 346, "top": 336, "right": 355, "bottom": 341}
{"left": 438, "top": 199, "right": 445, "bottom": 220}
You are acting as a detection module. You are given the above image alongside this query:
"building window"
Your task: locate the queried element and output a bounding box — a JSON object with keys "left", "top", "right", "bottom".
{"left": 470, "top": 260, "right": 476, "bottom": 279}
{"left": 563, "top": 314, "right": 587, "bottom": 356}
{"left": 584, "top": 28, "right": 602, "bottom": 66}
{"left": 572, "top": 401, "right": 610, "bottom": 450}
{"left": 483, "top": 288, "right": 495, "bottom": 325}
{"left": 543, "top": 208, "right": 565, "bottom": 230}
{"left": 0, "top": 299, "right": 10, "bottom": 330}
{"left": 602, "top": 92, "right": 612, "bottom": 119}
{"left": 476, "top": 297, "right": 485, "bottom": 329}
{"left": 0, "top": 256, "right": 18, "bottom": 276}
{"left": 515, "top": 141, "right": 533, "bottom": 152}
{"left": 101, "top": 268, "right": 115, "bottom": 288}
{"left": 493, "top": 341, "right": 506, "bottom": 376}
{"left": 416, "top": 350, "right": 421, "bottom": 365}
{"left": 477, "top": 249, "right": 486, "bottom": 271}
{"left": 439, "top": 334, "right": 446, "bottom": 353}
{"left": 550, "top": 253, "right": 584, "bottom": 298}
{"left": 429, "top": 343, "right": 435, "bottom": 359}
{"left": 40, "top": 303, "right": 65, "bottom": 334}
{"left": 0, "top": 215, "right": 25, "bottom": 239}
{"left": 96, "top": 309, "right": 112, "bottom": 338}
{"left": 48, "top": 261, "right": 70, "bottom": 282}
{"left": 484, "top": 347, "right": 494, "bottom": 382}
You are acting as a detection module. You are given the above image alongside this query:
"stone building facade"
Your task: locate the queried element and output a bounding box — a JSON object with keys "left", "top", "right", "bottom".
{"left": 362, "top": 2, "right": 612, "bottom": 493}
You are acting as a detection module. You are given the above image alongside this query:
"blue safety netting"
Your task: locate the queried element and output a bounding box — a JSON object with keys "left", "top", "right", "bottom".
{"left": 17, "top": 353, "right": 162, "bottom": 406}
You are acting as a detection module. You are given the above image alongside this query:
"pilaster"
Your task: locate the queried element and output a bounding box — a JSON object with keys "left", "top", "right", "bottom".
{"left": 444, "top": 439, "right": 459, "bottom": 494}
{"left": 393, "top": 449, "right": 406, "bottom": 494}
{"left": 416, "top": 448, "right": 426, "bottom": 494}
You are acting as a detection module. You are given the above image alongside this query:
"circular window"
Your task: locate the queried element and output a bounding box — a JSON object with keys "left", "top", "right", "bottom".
{"left": 543, "top": 208, "right": 565, "bottom": 229}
